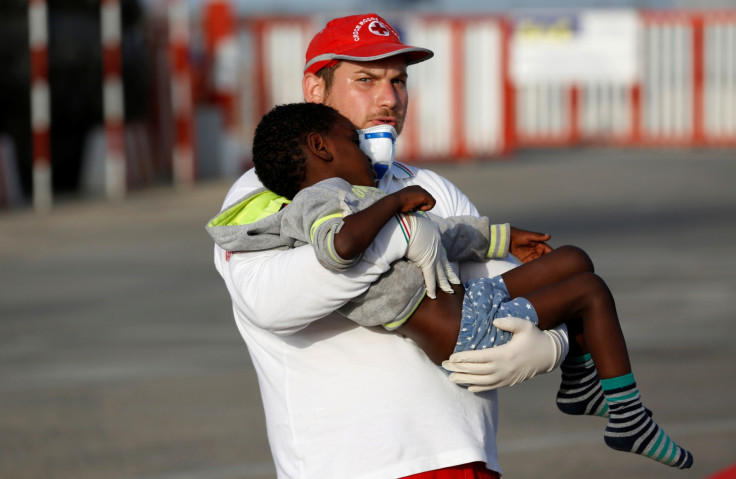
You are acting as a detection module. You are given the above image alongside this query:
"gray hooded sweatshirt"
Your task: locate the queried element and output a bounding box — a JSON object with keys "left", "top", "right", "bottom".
{"left": 207, "top": 177, "right": 509, "bottom": 330}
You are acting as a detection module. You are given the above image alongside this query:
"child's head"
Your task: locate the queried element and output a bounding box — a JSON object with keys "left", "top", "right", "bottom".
{"left": 253, "top": 102, "right": 376, "bottom": 199}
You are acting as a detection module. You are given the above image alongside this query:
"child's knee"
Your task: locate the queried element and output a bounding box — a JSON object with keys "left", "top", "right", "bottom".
{"left": 557, "top": 245, "right": 594, "bottom": 274}
{"left": 579, "top": 272, "right": 612, "bottom": 304}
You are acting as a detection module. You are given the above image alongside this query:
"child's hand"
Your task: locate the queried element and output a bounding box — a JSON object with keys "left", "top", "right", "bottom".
{"left": 509, "top": 227, "right": 552, "bottom": 263}
{"left": 393, "top": 186, "right": 436, "bottom": 213}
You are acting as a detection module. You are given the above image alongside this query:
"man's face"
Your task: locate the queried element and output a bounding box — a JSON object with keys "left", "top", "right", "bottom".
{"left": 322, "top": 57, "right": 409, "bottom": 135}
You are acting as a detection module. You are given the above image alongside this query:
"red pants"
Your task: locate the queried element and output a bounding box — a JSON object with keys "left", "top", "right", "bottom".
{"left": 402, "top": 462, "right": 501, "bottom": 479}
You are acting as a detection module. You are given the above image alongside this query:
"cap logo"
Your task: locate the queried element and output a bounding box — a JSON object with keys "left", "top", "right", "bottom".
{"left": 369, "top": 21, "right": 390, "bottom": 37}
{"left": 352, "top": 17, "right": 393, "bottom": 42}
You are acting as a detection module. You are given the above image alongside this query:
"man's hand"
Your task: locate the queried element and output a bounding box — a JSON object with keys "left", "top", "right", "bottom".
{"left": 509, "top": 227, "right": 552, "bottom": 263}
{"left": 405, "top": 213, "right": 461, "bottom": 299}
{"left": 442, "top": 316, "right": 568, "bottom": 392}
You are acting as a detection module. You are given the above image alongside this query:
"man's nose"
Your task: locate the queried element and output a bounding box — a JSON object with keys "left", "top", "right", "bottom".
{"left": 376, "top": 81, "right": 398, "bottom": 109}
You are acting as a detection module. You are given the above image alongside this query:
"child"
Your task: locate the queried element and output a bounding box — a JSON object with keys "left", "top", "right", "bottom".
{"left": 207, "top": 103, "right": 693, "bottom": 469}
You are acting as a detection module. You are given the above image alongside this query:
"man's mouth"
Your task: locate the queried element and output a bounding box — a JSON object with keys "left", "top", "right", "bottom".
{"left": 370, "top": 119, "right": 402, "bottom": 135}
{"left": 371, "top": 115, "right": 396, "bottom": 127}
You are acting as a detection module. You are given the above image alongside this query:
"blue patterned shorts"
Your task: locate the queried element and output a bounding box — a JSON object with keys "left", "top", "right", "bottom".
{"left": 453, "top": 276, "right": 539, "bottom": 354}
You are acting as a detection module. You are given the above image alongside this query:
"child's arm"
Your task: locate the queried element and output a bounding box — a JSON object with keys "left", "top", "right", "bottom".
{"left": 334, "top": 185, "right": 436, "bottom": 260}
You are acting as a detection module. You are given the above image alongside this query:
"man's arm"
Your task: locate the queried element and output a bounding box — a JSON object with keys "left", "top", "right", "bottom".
{"left": 215, "top": 173, "right": 460, "bottom": 333}
{"left": 214, "top": 171, "right": 413, "bottom": 335}
{"left": 215, "top": 219, "right": 409, "bottom": 335}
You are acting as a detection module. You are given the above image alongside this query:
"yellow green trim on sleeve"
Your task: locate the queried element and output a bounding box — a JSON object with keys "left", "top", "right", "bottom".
{"left": 311, "top": 213, "right": 354, "bottom": 266}
{"left": 324, "top": 228, "right": 351, "bottom": 266}
{"left": 309, "top": 213, "right": 344, "bottom": 243}
{"left": 381, "top": 290, "right": 427, "bottom": 331}
{"left": 487, "top": 223, "right": 510, "bottom": 259}
{"left": 207, "top": 191, "right": 290, "bottom": 227}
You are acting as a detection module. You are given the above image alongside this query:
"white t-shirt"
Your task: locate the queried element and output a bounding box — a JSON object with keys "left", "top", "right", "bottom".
{"left": 214, "top": 165, "right": 518, "bottom": 478}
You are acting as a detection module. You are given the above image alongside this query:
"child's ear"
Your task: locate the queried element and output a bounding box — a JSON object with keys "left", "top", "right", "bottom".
{"left": 306, "top": 132, "right": 333, "bottom": 162}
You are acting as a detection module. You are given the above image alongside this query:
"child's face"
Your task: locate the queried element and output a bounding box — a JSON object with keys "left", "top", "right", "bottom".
{"left": 327, "top": 119, "right": 377, "bottom": 187}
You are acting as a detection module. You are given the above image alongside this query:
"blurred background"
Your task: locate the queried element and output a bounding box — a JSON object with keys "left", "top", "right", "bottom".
{"left": 1, "top": 0, "right": 735, "bottom": 210}
{"left": 1, "top": 1, "right": 736, "bottom": 479}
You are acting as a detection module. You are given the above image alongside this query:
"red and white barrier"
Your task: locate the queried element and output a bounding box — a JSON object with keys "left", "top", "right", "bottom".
{"left": 236, "top": 15, "right": 313, "bottom": 168}
{"left": 29, "top": 0, "right": 52, "bottom": 211}
{"left": 703, "top": 12, "right": 736, "bottom": 144}
{"left": 512, "top": 10, "right": 736, "bottom": 147}
{"left": 405, "top": 16, "right": 510, "bottom": 161}
{"left": 235, "top": 10, "right": 736, "bottom": 159}
{"left": 203, "top": 0, "right": 257, "bottom": 173}
{"left": 169, "top": 0, "right": 196, "bottom": 187}
{"left": 640, "top": 12, "right": 699, "bottom": 144}
{"left": 101, "top": 0, "right": 126, "bottom": 200}
{"left": 10, "top": 8, "right": 734, "bottom": 212}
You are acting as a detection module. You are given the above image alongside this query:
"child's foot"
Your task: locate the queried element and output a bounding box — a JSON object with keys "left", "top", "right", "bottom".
{"left": 556, "top": 354, "right": 608, "bottom": 417}
{"left": 602, "top": 374, "right": 693, "bottom": 469}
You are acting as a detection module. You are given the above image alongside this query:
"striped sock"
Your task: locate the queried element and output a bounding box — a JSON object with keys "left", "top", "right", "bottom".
{"left": 602, "top": 373, "right": 693, "bottom": 469}
{"left": 556, "top": 354, "right": 609, "bottom": 417}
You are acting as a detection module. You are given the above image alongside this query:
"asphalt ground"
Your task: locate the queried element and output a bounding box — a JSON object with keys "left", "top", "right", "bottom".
{"left": 1, "top": 147, "right": 735, "bottom": 479}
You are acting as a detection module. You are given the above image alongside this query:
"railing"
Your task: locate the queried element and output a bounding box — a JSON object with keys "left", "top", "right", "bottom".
{"left": 3, "top": 6, "right": 735, "bottom": 211}
{"left": 236, "top": 9, "right": 736, "bottom": 162}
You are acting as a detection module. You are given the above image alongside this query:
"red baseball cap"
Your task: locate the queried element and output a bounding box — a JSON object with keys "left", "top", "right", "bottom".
{"left": 304, "top": 14, "right": 434, "bottom": 75}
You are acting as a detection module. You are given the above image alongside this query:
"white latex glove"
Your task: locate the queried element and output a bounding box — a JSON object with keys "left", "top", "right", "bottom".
{"left": 442, "top": 317, "right": 569, "bottom": 392}
{"left": 404, "top": 213, "right": 461, "bottom": 299}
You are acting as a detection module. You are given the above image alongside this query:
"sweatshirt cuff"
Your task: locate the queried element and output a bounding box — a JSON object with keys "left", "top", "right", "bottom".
{"left": 381, "top": 290, "right": 426, "bottom": 331}
{"left": 486, "top": 223, "right": 510, "bottom": 259}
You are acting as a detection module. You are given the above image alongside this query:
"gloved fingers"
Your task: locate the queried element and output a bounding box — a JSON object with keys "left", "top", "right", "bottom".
{"left": 442, "top": 359, "right": 496, "bottom": 374}
{"left": 444, "top": 347, "right": 496, "bottom": 365}
{"left": 437, "top": 276, "right": 454, "bottom": 294}
{"left": 440, "top": 248, "right": 461, "bottom": 286}
{"left": 435, "top": 265, "right": 455, "bottom": 294}
{"left": 435, "top": 248, "right": 458, "bottom": 294}
{"left": 422, "top": 268, "right": 437, "bottom": 299}
{"left": 447, "top": 371, "right": 503, "bottom": 389}
{"left": 467, "top": 384, "right": 497, "bottom": 393}
{"left": 492, "top": 315, "right": 533, "bottom": 334}
{"left": 445, "top": 262, "right": 461, "bottom": 285}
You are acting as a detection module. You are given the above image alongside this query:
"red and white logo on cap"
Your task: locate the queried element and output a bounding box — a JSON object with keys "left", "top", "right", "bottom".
{"left": 368, "top": 20, "right": 390, "bottom": 37}
{"left": 353, "top": 16, "right": 395, "bottom": 41}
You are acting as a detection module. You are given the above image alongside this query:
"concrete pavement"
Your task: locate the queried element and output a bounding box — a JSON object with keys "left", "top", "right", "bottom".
{"left": 1, "top": 147, "right": 735, "bottom": 479}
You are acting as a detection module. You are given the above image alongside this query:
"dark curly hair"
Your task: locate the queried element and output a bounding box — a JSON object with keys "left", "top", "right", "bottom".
{"left": 253, "top": 102, "right": 346, "bottom": 199}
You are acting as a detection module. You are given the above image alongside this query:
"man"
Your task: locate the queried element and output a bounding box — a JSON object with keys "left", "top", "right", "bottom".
{"left": 213, "top": 13, "right": 568, "bottom": 478}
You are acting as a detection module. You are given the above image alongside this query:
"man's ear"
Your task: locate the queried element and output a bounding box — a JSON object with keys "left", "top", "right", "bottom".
{"left": 306, "top": 132, "right": 332, "bottom": 162}
{"left": 303, "top": 74, "right": 325, "bottom": 103}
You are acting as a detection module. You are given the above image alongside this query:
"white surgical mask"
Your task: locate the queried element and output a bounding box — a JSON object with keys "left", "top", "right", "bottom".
{"left": 358, "top": 125, "right": 396, "bottom": 180}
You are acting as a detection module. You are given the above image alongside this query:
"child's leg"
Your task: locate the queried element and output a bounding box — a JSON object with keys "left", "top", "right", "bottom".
{"left": 501, "top": 245, "right": 594, "bottom": 300}
{"left": 602, "top": 373, "right": 692, "bottom": 468}
{"left": 507, "top": 269, "right": 631, "bottom": 378}
{"left": 556, "top": 353, "right": 609, "bottom": 417}
{"left": 501, "top": 247, "right": 613, "bottom": 416}
{"left": 502, "top": 257, "right": 693, "bottom": 468}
